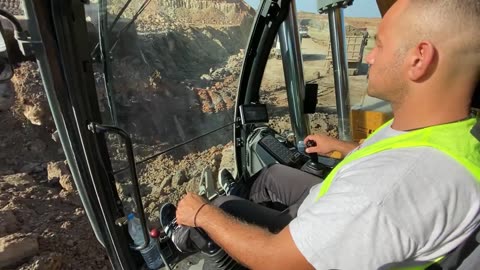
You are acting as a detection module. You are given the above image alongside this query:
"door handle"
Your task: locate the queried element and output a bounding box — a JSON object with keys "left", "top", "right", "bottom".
{"left": 88, "top": 122, "right": 150, "bottom": 251}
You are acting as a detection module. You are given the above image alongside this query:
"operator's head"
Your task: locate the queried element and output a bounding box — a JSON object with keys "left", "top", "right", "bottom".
{"left": 366, "top": 0, "right": 480, "bottom": 110}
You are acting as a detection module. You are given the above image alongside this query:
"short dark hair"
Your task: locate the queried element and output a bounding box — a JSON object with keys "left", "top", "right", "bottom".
{"left": 405, "top": 0, "right": 480, "bottom": 82}
{"left": 407, "top": 0, "right": 480, "bottom": 49}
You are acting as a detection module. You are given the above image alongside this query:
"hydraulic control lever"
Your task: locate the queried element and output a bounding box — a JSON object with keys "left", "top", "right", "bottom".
{"left": 301, "top": 140, "right": 326, "bottom": 177}
{"left": 305, "top": 140, "right": 319, "bottom": 163}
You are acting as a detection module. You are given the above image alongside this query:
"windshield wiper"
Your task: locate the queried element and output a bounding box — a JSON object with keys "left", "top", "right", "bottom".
{"left": 109, "top": 0, "right": 152, "bottom": 54}
{"left": 90, "top": 0, "right": 152, "bottom": 58}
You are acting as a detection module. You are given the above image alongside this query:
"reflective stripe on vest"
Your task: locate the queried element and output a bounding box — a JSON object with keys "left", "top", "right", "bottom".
{"left": 314, "top": 118, "right": 480, "bottom": 269}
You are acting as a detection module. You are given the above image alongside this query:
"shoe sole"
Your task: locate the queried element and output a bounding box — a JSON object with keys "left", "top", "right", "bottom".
{"left": 218, "top": 168, "right": 231, "bottom": 192}
{"left": 159, "top": 203, "right": 177, "bottom": 236}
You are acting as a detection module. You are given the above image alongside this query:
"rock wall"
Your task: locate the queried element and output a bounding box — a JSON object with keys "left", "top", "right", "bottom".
{"left": 158, "top": 0, "right": 253, "bottom": 14}
{"left": 0, "top": 0, "right": 23, "bottom": 16}
{"left": 154, "top": 0, "right": 255, "bottom": 25}
{"left": 139, "top": 21, "right": 252, "bottom": 79}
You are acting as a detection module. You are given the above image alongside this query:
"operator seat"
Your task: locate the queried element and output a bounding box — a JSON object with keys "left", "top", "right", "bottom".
{"left": 470, "top": 82, "right": 480, "bottom": 139}
{"left": 443, "top": 81, "right": 480, "bottom": 269}
{"left": 471, "top": 82, "right": 480, "bottom": 110}
{"left": 456, "top": 229, "right": 480, "bottom": 269}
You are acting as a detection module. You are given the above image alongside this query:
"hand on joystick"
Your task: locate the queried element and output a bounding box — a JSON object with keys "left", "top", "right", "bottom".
{"left": 301, "top": 139, "right": 324, "bottom": 177}
{"left": 305, "top": 140, "right": 318, "bottom": 164}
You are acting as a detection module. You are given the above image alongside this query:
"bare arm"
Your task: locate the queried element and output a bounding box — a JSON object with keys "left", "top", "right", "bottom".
{"left": 304, "top": 134, "right": 359, "bottom": 157}
{"left": 176, "top": 193, "right": 314, "bottom": 270}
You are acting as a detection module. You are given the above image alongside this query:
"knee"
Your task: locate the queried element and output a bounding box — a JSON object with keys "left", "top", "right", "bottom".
{"left": 211, "top": 195, "right": 244, "bottom": 208}
{"left": 268, "top": 164, "right": 286, "bottom": 173}
{"left": 211, "top": 196, "right": 230, "bottom": 207}
{"left": 262, "top": 164, "right": 287, "bottom": 181}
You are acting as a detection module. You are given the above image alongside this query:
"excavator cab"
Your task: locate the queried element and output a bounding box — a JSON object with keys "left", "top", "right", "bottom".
{"left": 1, "top": 0, "right": 478, "bottom": 269}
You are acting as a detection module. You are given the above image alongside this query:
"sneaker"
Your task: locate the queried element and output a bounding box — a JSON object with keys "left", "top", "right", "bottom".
{"left": 218, "top": 168, "right": 236, "bottom": 195}
{"left": 159, "top": 203, "right": 177, "bottom": 237}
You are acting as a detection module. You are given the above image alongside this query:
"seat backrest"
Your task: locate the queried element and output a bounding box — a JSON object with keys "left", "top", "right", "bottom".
{"left": 433, "top": 226, "right": 480, "bottom": 269}
{"left": 457, "top": 85, "right": 480, "bottom": 268}
{"left": 472, "top": 82, "right": 480, "bottom": 109}
{"left": 457, "top": 230, "right": 480, "bottom": 270}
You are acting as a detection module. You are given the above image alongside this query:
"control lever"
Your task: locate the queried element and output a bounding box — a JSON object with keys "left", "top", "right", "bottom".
{"left": 305, "top": 140, "right": 319, "bottom": 163}
{"left": 159, "top": 203, "right": 219, "bottom": 256}
{"left": 301, "top": 140, "right": 325, "bottom": 177}
{"left": 150, "top": 228, "right": 173, "bottom": 270}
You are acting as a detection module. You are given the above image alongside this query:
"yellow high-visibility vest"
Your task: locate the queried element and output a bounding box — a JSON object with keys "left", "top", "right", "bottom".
{"left": 315, "top": 118, "right": 480, "bottom": 269}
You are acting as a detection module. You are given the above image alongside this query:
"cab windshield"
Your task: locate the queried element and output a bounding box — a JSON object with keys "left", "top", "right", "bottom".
{"left": 87, "top": 0, "right": 375, "bottom": 222}
{"left": 88, "top": 0, "right": 255, "bottom": 219}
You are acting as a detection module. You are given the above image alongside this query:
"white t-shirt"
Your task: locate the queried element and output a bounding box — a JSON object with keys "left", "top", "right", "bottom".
{"left": 289, "top": 125, "right": 480, "bottom": 269}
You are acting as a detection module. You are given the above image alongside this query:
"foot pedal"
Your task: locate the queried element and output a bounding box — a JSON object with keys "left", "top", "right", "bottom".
{"left": 198, "top": 167, "right": 218, "bottom": 200}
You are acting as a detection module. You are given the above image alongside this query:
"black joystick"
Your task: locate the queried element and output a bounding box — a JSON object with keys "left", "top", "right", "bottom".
{"left": 301, "top": 140, "right": 325, "bottom": 177}
{"left": 159, "top": 203, "right": 219, "bottom": 255}
{"left": 305, "top": 140, "right": 319, "bottom": 163}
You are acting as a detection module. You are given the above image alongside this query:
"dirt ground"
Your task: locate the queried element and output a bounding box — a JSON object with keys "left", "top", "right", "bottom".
{"left": 0, "top": 1, "right": 379, "bottom": 269}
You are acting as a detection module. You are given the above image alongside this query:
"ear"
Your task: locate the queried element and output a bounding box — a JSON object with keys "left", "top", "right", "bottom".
{"left": 407, "top": 41, "right": 436, "bottom": 81}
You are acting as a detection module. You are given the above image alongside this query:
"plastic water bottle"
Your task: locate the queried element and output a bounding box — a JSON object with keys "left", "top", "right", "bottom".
{"left": 127, "top": 213, "right": 163, "bottom": 269}
{"left": 297, "top": 140, "right": 306, "bottom": 154}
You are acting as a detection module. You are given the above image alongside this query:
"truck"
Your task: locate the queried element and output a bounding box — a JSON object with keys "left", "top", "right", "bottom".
{"left": 325, "top": 27, "right": 369, "bottom": 76}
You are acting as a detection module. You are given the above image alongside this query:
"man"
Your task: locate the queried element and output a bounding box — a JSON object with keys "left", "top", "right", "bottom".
{"left": 171, "top": 0, "right": 480, "bottom": 268}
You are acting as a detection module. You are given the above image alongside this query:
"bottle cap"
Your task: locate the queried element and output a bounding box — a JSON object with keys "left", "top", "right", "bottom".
{"left": 127, "top": 213, "right": 135, "bottom": 220}
{"left": 150, "top": 228, "right": 159, "bottom": 238}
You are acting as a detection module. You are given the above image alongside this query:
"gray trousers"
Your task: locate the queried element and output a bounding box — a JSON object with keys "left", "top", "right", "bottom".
{"left": 213, "top": 164, "right": 321, "bottom": 232}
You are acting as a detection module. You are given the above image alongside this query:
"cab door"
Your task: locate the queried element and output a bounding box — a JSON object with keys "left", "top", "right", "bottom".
{"left": 24, "top": 0, "right": 264, "bottom": 268}
{"left": 23, "top": 0, "right": 138, "bottom": 268}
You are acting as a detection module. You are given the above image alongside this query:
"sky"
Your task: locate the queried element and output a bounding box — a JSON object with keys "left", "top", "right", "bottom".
{"left": 244, "top": 0, "right": 381, "bottom": 18}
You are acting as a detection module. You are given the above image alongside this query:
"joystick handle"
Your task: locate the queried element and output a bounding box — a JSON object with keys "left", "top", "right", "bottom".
{"left": 301, "top": 139, "right": 325, "bottom": 177}
{"left": 305, "top": 140, "right": 318, "bottom": 163}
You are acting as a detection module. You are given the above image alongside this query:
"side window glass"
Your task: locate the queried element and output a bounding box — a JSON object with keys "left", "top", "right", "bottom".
{"left": 299, "top": 2, "right": 380, "bottom": 138}
{"left": 88, "top": 0, "right": 255, "bottom": 219}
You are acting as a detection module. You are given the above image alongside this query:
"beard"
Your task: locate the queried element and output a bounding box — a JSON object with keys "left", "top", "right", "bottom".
{"left": 367, "top": 51, "right": 408, "bottom": 103}
{"left": 367, "top": 73, "right": 407, "bottom": 104}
